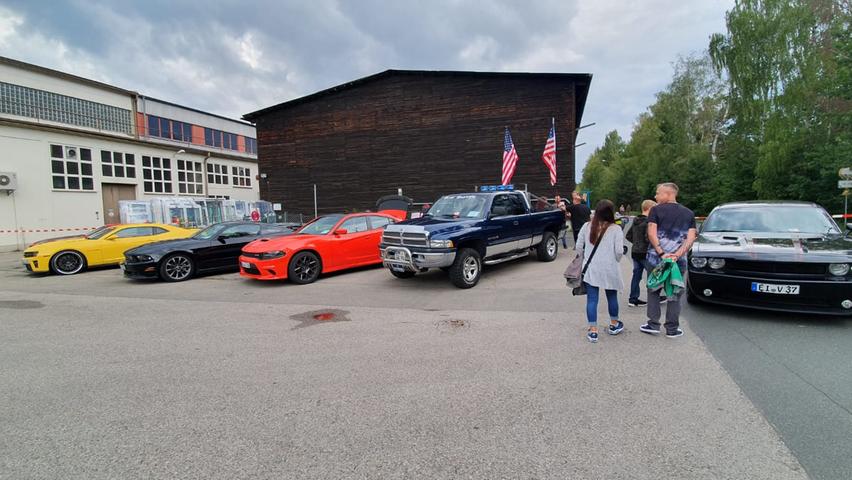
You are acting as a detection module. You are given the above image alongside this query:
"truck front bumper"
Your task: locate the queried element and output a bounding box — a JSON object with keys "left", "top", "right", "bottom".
{"left": 380, "top": 245, "right": 456, "bottom": 272}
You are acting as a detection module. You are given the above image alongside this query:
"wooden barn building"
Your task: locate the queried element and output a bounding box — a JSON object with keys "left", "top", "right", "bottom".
{"left": 243, "top": 70, "right": 592, "bottom": 216}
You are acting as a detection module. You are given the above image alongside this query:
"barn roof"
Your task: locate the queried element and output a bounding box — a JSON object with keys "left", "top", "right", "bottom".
{"left": 243, "top": 69, "right": 592, "bottom": 125}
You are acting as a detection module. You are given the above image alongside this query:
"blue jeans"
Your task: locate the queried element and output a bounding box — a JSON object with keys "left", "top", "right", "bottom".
{"left": 629, "top": 258, "right": 652, "bottom": 302}
{"left": 585, "top": 282, "right": 619, "bottom": 325}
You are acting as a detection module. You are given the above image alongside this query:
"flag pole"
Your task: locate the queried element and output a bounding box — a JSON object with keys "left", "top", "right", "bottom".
{"left": 552, "top": 117, "right": 559, "bottom": 203}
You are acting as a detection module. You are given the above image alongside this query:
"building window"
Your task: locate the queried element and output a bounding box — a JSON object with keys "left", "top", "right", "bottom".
{"left": 1, "top": 82, "right": 132, "bottom": 134}
{"left": 146, "top": 115, "right": 194, "bottom": 142}
{"left": 100, "top": 151, "right": 136, "bottom": 178}
{"left": 204, "top": 128, "right": 239, "bottom": 151}
{"left": 206, "top": 162, "right": 229, "bottom": 185}
{"left": 245, "top": 137, "right": 257, "bottom": 155}
{"left": 177, "top": 159, "right": 204, "bottom": 195}
{"left": 50, "top": 144, "right": 94, "bottom": 191}
{"left": 141, "top": 156, "right": 173, "bottom": 194}
{"left": 232, "top": 166, "right": 252, "bottom": 187}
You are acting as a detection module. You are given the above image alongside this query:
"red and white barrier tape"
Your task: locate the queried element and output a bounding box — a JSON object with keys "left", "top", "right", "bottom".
{"left": 0, "top": 227, "right": 100, "bottom": 234}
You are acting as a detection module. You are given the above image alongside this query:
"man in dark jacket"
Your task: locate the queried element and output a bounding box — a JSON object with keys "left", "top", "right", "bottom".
{"left": 564, "top": 191, "right": 591, "bottom": 247}
{"left": 625, "top": 199, "right": 656, "bottom": 306}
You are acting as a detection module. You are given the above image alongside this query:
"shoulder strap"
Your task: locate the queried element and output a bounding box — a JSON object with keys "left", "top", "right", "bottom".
{"left": 581, "top": 231, "right": 603, "bottom": 275}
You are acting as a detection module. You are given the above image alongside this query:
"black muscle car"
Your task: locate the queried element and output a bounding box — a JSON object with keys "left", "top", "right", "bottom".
{"left": 687, "top": 201, "right": 852, "bottom": 316}
{"left": 122, "top": 221, "right": 296, "bottom": 281}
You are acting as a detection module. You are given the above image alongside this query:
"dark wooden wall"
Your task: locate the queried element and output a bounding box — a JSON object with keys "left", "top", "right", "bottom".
{"left": 253, "top": 74, "right": 587, "bottom": 216}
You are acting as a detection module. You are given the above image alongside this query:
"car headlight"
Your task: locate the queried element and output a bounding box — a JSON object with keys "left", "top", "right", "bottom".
{"left": 429, "top": 239, "right": 454, "bottom": 248}
{"left": 708, "top": 258, "right": 726, "bottom": 270}
{"left": 136, "top": 255, "right": 154, "bottom": 263}
{"left": 260, "top": 250, "right": 285, "bottom": 260}
{"left": 23, "top": 251, "right": 38, "bottom": 258}
{"left": 828, "top": 263, "right": 850, "bottom": 276}
{"left": 690, "top": 257, "right": 708, "bottom": 268}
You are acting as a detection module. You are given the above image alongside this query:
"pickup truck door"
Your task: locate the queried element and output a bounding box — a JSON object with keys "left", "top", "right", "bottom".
{"left": 509, "top": 193, "right": 535, "bottom": 249}
{"left": 485, "top": 194, "right": 526, "bottom": 257}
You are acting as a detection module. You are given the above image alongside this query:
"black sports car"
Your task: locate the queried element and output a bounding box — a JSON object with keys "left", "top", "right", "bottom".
{"left": 687, "top": 201, "right": 852, "bottom": 316}
{"left": 122, "top": 221, "right": 296, "bottom": 281}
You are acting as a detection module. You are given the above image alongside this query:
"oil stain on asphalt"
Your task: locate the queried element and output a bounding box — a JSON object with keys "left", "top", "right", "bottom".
{"left": 289, "top": 308, "right": 351, "bottom": 330}
{"left": 435, "top": 318, "right": 470, "bottom": 334}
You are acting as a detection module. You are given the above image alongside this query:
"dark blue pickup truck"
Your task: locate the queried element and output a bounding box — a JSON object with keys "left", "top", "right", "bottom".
{"left": 379, "top": 189, "right": 565, "bottom": 288}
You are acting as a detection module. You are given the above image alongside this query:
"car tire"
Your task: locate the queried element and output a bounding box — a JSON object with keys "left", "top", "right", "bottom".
{"left": 288, "top": 251, "right": 322, "bottom": 284}
{"left": 50, "top": 250, "right": 87, "bottom": 275}
{"left": 449, "top": 248, "right": 481, "bottom": 289}
{"left": 536, "top": 232, "right": 558, "bottom": 262}
{"left": 160, "top": 253, "right": 196, "bottom": 282}
{"left": 390, "top": 270, "right": 416, "bottom": 279}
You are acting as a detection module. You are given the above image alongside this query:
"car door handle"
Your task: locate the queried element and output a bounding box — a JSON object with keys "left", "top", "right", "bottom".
{"left": 513, "top": 221, "right": 519, "bottom": 226}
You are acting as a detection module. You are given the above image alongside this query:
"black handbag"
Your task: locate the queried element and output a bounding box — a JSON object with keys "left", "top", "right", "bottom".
{"left": 572, "top": 234, "right": 602, "bottom": 296}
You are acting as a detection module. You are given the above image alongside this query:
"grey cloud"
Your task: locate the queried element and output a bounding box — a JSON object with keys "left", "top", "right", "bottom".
{"left": 0, "top": 0, "right": 732, "bottom": 180}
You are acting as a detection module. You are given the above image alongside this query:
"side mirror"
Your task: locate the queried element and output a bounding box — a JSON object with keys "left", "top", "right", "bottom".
{"left": 217, "top": 235, "right": 228, "bottom": 243}
{"left": 334, "top": 228, "right": 349, "bottom": 235}
{"left": 106, "top": 236, "right": 118, "bottom": 241}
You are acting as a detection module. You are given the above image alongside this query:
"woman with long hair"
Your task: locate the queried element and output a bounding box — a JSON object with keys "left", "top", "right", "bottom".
{"left": 574, "top": 200, "right": 625, "bottom": 343}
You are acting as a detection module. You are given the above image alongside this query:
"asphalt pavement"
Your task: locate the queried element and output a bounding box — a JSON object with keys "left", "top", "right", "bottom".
{"left": 688, "top": 299, "right": 852, "bottom": 480}
{"left": 0, "top": 249, "right": 810, "bottom": 479}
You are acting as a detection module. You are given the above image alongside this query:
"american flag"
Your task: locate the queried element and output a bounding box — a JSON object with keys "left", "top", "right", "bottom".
{"left": 501, "top": 127, "right": 518, "bottom": 186}
{"left": 541, "top": 121, "right": 557, "bottom": 186}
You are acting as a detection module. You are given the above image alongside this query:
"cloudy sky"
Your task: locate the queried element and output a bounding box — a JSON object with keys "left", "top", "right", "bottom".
{"left": 0, "top": 0, "right": 732, "bottom": 180}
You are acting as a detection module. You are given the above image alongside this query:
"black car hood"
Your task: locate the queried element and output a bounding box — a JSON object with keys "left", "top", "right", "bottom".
{"left": 694, "top": 232, "right": 852, "bottom": 263}
{"left": 395, "top": 216, "right": 482, "bottom": 235}
{"left": 126, "top": 237, "right": 214, "bottom": 256}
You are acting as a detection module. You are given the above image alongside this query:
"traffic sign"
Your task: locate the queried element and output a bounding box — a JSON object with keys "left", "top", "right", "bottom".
{"left": 840, "top": 167, "right": 852, "bottom": 178}
{"left": 250, "top": 210, "right": 260, "bottom": 221}
{"left": 839, "top": 180, "right": 852, "bottom": 189}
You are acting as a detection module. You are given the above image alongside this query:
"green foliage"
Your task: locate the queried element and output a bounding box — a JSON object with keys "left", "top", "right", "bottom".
{"left": 580, "top": 0, "right": 851, "bottom": 215}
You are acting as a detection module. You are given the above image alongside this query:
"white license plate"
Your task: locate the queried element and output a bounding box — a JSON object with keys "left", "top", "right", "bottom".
{"left": 390, "top": 264, "right": 405, "bottom": 272}
{"left": 240, "top": 261, "right": 252, "bottom": 269}
{"left": 751, "top": 282, "right": 800, "bottom": 295}
{"left": 119, "top": 263, "right": 126, "bottom": 272}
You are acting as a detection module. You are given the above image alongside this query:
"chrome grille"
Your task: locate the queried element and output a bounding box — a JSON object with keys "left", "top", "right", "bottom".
{"left": 382, "top": 231, "right": 428, "bottom": 247}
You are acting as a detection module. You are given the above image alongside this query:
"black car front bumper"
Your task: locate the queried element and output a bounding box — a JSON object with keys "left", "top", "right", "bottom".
{"left": 688, "top": 270, "right": 852, "bottom": 316}
{"left": 122, "top": 260, "right": 160, "bottom": 279}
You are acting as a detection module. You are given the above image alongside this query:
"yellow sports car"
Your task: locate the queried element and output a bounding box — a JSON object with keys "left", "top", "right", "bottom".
{"left": 22, "top": 224, "right": 196, "bottom": 275}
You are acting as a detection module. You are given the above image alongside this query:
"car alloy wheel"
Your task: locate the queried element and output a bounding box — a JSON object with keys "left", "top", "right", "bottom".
{"left": 289, "top": 252, "right": 321, "bottom": 284}
{"left": 546, "top": 237, "right": 557, "bottom": 257}
{"left": 462, "top": 256, "right": 479, "bottom": 282}
{"left": 163, "top": 254, "right": 194, "bottom": 281}
{"left": 51, "top": 250, "right": 86, "bottom": 275}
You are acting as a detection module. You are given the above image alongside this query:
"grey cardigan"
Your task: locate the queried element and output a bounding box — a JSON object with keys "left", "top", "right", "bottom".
{"left": 575, "top": 222, "right": 624, "bottom": 291}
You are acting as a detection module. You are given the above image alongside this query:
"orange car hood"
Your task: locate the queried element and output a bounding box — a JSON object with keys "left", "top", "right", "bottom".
{"left": 243, "top": 234, "right": 322, "bottom": 253}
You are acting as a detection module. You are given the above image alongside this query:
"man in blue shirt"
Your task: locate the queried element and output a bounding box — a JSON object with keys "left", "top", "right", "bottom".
{"left": 640, "top": 183, "right": 697, "bottom": 338}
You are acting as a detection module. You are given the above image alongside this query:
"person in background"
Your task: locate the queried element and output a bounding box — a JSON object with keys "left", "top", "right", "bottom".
{"left": 625, "top": 199, "right": 656, "bottom": 307}
{"left": 575, "top": 200, "right": 625, "bottom": 343}
{"left": 640, "top": 182, "right": 697, "bottom": 338}
{"left": 556, "top": 196, "right": 570, "bottom": 248}
{"left": 619, "top": 204, "right": 626, "bottom": 215}
{"left": 566, "top": 191, "right": 591, "bottom": 247}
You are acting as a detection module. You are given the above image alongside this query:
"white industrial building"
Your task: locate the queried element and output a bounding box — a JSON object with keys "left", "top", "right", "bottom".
{"left": 0, "top": 56, "right": 261, "bottom": 251}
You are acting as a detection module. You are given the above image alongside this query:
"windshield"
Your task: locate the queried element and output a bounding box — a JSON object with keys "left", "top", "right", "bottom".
{"left": 298, "top": 215, "right": 344, "bottom": 235}
{"left": 702, "top": 206, "right": 840, "bottom": 234}
{"left": 86, "top": 226, "right": 115, "bottom": 240}
{"left": 192, "top": 224, "right": 228, "bottom": 240}
{"left": 427, "top": 195, "right": 488, "bottom": 219}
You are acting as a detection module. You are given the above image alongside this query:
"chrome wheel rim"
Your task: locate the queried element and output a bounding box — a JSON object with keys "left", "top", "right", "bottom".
{"left": 164, "top": 256, "right": 192, "bottom": 280}
{"left": 463, "top": 256, "right": 479, "bottom": 282}
{"left": 295, "top": 255, "right": 319, "bottom": 281}
{"left": 54, "top": 252, "right": 83, "bottom": 274}
{"left": 546, "top": 238, "right": 557, "bottom": 256}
